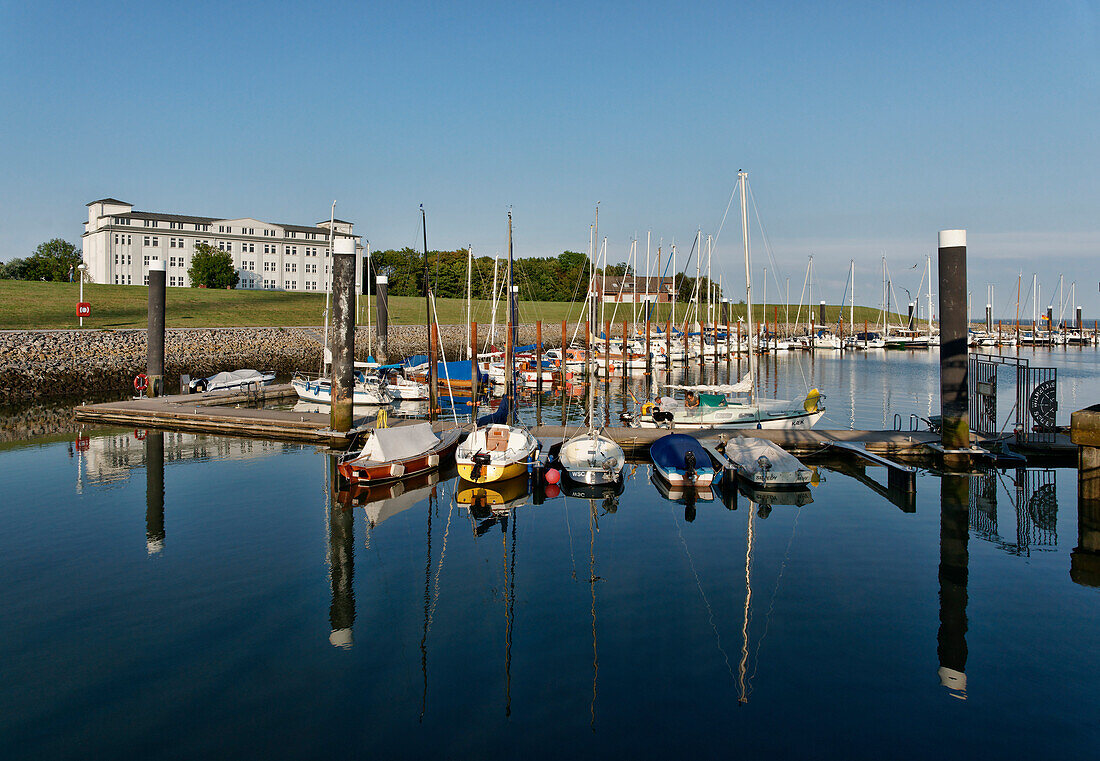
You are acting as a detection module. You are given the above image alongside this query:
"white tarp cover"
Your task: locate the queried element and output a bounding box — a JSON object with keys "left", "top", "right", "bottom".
{"left": 208, "top": 369, "right": 267, "bottom": 386}
{"left": 666, "top": 374, "right": 753, "bottom": 394}
{"left": 359, "top": 422, "right": 439, "bottom": 463}
{"left": 717, "top": 437, "right": 808, "bottom": 483}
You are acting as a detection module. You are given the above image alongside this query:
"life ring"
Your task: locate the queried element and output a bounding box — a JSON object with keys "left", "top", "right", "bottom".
{"left": 134, "top": 373, "right": 148, "bottom": 391}
{"left": 134, "top": 429, "right": 145, "bottom": 440}
{"left": 642, "top": 402, "right": 654, "bottom": 415}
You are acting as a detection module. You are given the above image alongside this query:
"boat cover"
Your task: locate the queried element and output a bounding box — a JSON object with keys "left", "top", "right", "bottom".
{"left": 358, "top": 422, "right": 439, "bottom": 462}
{"left": 477, "top": 397, "right": 509, "bottom": 426}
{"left": 665, "top": 374, "right": 753, "bottom": 394}
{"left": 650, "top": 434, "right": 712, "bottom": 473}
{"left": 206, "top": 369, "right": 269, "bottom": 386}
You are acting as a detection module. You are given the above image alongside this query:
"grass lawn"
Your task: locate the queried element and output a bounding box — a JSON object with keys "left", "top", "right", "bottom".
{"left": 0, "top": 280, "right": 904, "bottom": 330}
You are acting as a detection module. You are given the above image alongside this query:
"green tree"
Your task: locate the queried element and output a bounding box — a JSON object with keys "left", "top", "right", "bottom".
{"left": 188, "top": 243, "right": 240, "bottom": 289}
{"left": 23, "top": 239, "right": 82, "bottom": 281}
{"left": 0, "top": 257, "right": 30, "bottom": 280}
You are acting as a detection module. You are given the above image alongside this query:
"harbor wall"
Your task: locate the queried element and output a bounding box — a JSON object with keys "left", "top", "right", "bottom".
{"left": 0, "top": 324, "right": 554, "bottom": 402}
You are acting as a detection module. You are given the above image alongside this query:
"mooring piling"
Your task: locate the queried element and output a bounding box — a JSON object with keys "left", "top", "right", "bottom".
{"left": 937, "top": 473, "right": 970, "bottom": 699}
{"left": 375, "top": 274, "right": 389, "bottom": 363}
{"left": 146, "top": 260, "right": 166, "bottom": 397}
{"left": 937, "top": 229, "right": 970, "bottom": 451}
{"left": 330, "top": 236, "right": 357, "bottom": 432}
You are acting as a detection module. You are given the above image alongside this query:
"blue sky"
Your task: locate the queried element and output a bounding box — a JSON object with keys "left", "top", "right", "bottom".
{"left": 1, "top": 0, "right": 1097, "bottom": 317}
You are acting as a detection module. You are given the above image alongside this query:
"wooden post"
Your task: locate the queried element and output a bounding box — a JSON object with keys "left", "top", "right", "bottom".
{"left": 536, "top": 320, "right": 543, "bottom": 391}
{"left": 724, "top": 307, "right": 731, "bottom": 378}
{"left": 146, "top": 260, "right": 165, "bottom": 398}
{"left": 712, "top": 312, "right": 719, "bottom": 380}
{"left": 604, "top": 319, "right": 611, "bottom": 382}
{"left": 665, "top": 319, "right": 672, "bottom": 371}
{"left": 645, "top": 316, "right": 652, "bottom": 378}
{"left": 470, "top": 321, "right": 478, "bottom": 418}
{"left": 331, "top": 237, "right": 356, "bottom": 431}
{"left": 864, "top": 319, "right": 869, "bottom": 348}
{"left": 622, "top": 319, "right": 628, "bottom": 373}
{"left": 938, "top": 229, "right": 970, "bottom": 451}
{"left": 561, "top": 319, "right": 567, "bottom": 371}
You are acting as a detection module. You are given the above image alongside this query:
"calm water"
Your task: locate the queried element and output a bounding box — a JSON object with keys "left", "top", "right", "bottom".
{"left": 3, "top": 350, "right": 1099, "bottom": 759}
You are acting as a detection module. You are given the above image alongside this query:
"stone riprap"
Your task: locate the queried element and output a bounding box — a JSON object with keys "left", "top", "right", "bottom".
{"left": 0, "top": 325, "right": 561, "bottom": 402}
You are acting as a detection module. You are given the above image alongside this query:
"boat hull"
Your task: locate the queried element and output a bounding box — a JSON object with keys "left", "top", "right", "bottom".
{"left": 637, "top": 409, "right": 825, "bottom": 430}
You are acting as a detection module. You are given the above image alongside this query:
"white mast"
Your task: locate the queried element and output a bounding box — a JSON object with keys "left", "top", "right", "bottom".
{"left": 488, "top": 254, "right": 499, "bottom": 349}
{"left": 465, "top": 246, "right": 473, "bottom": 359}
{"left": 739, "top": 171, "right": 755, "bottom": 405}
{"left": 849, "top": 259, "right": 855, "bottom": 337}
{"left": 694, "top": 229, "right": 701, "bottom": 331}
{"left": 671, "top": 243, "right": 677, "bottom": 328}
{"left": 762, "top": 267, "right": 768, "bottom": 340}
{"left": 706, "top": 234, "right": 713, "bottom": 325}
{"left": 926, "top": 255, "right": 933, "bottom": 340}
{"left": 365, "top": 241, "right": 372, "bottom": 357}
{"left": 631, "top": 237, "right": 638, "bottom": 327}
{"left": 645, "top": 231, "right": 651, "bottom": 322}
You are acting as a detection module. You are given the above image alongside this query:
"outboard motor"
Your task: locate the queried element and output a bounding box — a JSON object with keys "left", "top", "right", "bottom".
{"left": 471, "top": 452, "right": 491, "bottom": 480}
{"left": 684, "top": 449, "right": 697, "bottom": 483}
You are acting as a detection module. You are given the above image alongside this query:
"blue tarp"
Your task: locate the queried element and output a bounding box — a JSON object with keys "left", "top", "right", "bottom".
{"left": 650, "top": 434, "right": 715, "bottom": 476}
{"left": 399, "top": 356, "right": 486, "bottom": 382}
{"left": 477, "top": 396, "right": 509, "bottom": 426}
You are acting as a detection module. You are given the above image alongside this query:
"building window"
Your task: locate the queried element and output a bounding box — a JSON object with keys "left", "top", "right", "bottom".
{"left": 285, "top": 281, "right": 296, "bottom": 290}
{"left": 243, "top": 242, "right": 255, "bottom": 253}
{"left": 264, "top": 279, "right": 275, "bottom": 289}
{"left": 285, "top": 262, "right": 296, "bottom": 273}
{"left": 287, "top": 246, "right": 297, "bottom": 256}
{"left": 151, "top": 237, "right": 159, "bottom": 247}
{"left": 143, "top": 275, "right": 149, "bottom": 285}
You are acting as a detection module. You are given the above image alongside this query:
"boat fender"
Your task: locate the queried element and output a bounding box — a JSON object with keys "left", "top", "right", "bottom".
{"left": 641, "top": 402, "right": 654, "bottom": 416}
{"left": 803, "top": 388, "right": 822, "bottom": 413}
{"left": 134, "top": 373, "right": 148, "bottom": 392}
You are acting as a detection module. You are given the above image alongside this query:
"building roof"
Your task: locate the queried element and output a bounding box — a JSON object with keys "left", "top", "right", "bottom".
{"left": 125, "top": 210, "right": 218, "bottom": 224}
{"left": 596, "top": 275, "right": 675, "bottom": 292}
{"left": 87, "top": 198, "right": 130, "bottom": 206}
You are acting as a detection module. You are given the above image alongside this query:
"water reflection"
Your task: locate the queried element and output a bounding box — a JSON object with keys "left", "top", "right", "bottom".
{"left": 938, "top": 475, "right": 969, "bottom": 700}
{"left": 969, "top": 468, "right": 1058, "bottom": 556}
{"left": 145, "top": 430, "right": 165, "bottom": 554}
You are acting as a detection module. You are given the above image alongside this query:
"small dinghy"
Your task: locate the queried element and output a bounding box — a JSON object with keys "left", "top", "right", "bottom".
{"left": 649, "top": 433, "right": 718, "bottom": 487}
{"left": 189, "top": 369, "right": 275, "bottom": 393}
{"left": 337, "top": 422, "right": 465, "bottom": 485}
{"left": 705, "top": 436, "right": 812, "bottom": 489}
{"left": 558, "top": 431, "right": 625, "bottom": 485}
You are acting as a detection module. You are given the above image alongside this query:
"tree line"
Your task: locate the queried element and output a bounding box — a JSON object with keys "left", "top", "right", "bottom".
{"left": 367, "top": 248, "right": 722, "bottom": 303}
{"left": 1, "top": 239, "right": 82, "bottom": 281}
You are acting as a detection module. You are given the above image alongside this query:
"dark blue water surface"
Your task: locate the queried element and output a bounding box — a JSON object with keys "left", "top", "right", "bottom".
{"left": 2, "top": 350, "right": 1100, "bottom": 759}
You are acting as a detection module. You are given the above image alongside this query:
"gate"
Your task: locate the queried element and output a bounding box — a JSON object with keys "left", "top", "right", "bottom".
{"left": 968, "top": 354, "right": 1057, "bottom": 444}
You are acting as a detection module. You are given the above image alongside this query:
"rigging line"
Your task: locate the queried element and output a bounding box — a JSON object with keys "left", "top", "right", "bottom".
{"left": 670, "top": 504, "right": 736, "bottom": 684}
{"left": 746, "top": 182, "right": 787, "bottom": 299}
{"left": 749, "top": 505, "right": 801, "bottom": 685}
{"left": 710, "top": 180, "right": 740, "bottom": 263}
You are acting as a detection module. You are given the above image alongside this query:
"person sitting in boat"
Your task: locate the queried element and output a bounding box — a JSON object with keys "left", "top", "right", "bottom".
{"left": 685, "top": 391, "right": 700, "bottom": 409}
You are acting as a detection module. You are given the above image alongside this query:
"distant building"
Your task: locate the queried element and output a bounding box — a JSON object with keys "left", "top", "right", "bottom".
{"left": 593, "top": 275, "right": 676, "bottom": 303}
{"left": 82, "top": 198, "right": 362, "bottom": 290}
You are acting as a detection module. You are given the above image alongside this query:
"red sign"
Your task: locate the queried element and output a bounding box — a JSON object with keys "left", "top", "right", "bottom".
{"left": 75, "top": 436, "right": 90, "bottom": 452}
{"left": 77, "top": 302, "right": 91, "bottom": 317}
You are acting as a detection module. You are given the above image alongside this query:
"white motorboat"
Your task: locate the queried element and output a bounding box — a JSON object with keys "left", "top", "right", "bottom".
{"left": 292, "top": 372, "right": 392, "bottom": 405}
{"left": 188, "top": 369, "right": 275, "bottom": 393}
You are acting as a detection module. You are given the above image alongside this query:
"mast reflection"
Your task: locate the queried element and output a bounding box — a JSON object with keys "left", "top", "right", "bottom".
{"left": 938, "top": 474, "right": 969, "bottom": 700}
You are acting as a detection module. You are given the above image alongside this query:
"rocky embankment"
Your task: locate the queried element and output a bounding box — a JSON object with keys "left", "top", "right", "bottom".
{"left": 0, "top": 325, "right": 559, "bottom": 402}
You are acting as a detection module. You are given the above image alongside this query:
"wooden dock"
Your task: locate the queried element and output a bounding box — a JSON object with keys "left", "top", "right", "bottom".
{"left": 74, "top": 383, "right": 947, "bottom": 457}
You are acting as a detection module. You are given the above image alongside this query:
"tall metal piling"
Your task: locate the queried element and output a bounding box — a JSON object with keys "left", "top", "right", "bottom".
{"left": 146, "top": 260, "right": 166, "bottom": 397}
{"left": 985, "top": 302, "right": 992, "bottom": 332}
{"left": 1070, "top": 405, "right": 1100, "bottom": 587}
{"left": 330, "top": 236, "right": 357, "bottom": 433}
{"left": 938, "top": 229, "right": 970, "bottom": 450}
{"left": 375, "top": 275, "right": 389, "bottom": 363}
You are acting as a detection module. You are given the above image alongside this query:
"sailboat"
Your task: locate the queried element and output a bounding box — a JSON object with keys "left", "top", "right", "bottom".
{"left": 556, "top": 213, "right": 627, "bottom": 486}
{"left": 455, "top": 210, "right": 540, "bottom": 484}
{"left": 636, "top": 172, "right": 826, "bottom": 430}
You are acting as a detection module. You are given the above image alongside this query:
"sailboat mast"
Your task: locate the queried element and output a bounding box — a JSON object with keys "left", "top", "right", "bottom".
{"left": 706, "top": 234, "right": 713, "bottom": 325}
{"left": 365, "top": 241, "right": 372, "bottom": 357}
{"left": 695, "top": 230, "right": 701, "bottom": 330}
{"left": 926, "top": 255, "right": 933, "bottom": 340}
{"left": 466, "top": 246, "right": 473, "bottom": 359}
{"left": 849, "top": 259, "right": 855, "bottom": 337}
{"left": 489, "top": 255, "right": 499, "bottom": 349}
{"left": 645, "top": 231, "right": 651, "bottom": 321}
{"left": 739, "top": 171, "right": 755, "bottom": 406}
{"left": 422, "top": 206, "right": 437, "bottom": 421}
{"left": 506, "top": 210, "right": 514, "bottom": 426}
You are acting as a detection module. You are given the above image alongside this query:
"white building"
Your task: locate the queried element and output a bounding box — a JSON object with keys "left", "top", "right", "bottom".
{"left": 82, "top": 198, "right": 362, "bottom": 290}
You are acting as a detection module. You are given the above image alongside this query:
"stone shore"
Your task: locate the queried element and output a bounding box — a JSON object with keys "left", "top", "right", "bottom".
{"left": 0, "top": 324, "right": 560, "bottom": 402}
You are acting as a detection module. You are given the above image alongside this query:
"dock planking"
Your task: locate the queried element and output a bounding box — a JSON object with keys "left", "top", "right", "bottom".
{"left": 74, "top": 383, "right": 943, "bottom": 457}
